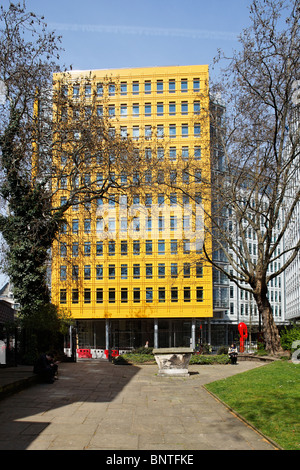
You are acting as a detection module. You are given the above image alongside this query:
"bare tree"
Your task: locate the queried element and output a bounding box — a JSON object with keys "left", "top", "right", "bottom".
{"left": 200, "top": 0, "right": 300, "bottom": 354}
{"left": 0, "top": 3, "right": 150, "bottom": 316}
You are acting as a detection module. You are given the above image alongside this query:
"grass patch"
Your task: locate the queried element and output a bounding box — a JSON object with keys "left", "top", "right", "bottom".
{"left": 205, "top": 361, "right": 300, "bottom": 450}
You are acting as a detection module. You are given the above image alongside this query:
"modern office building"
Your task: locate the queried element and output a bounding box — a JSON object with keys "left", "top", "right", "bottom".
{"left": 50, "top": 65, "right": 214, "bottom": 357}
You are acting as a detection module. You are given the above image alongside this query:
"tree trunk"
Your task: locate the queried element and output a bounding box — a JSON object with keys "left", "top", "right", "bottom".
{"left": 253, "top": 283, "right": 282, "bottom": 355}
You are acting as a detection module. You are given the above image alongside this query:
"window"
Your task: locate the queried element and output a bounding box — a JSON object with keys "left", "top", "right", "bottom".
{"left": 73, "top": 85, "right": 79, "bottom": 98}
{"left": 145, "top": 103, "right": 151, "bottom": 116}
{"left": 60, "top": 242, "right": 67, "bottom": 257}
{"left": 170, "top": 193, "right": 177, "bottom": 205}
{"left": 120, "top": 104, "right": 127, "bottom": 117}
{"left": 184, "top": 287, "right": 191, "bottom": 302}
{"left": 145, "top": 194, "right": 152, "bottom": 207}
{"left": 146, "top": 287, "right": 153, "bottom": 303}
{"left": 144, "top": 81, "right": 151, "bottom": 94}
{"left": 72, "top": 289, "right": 79, "bottom": 304}
{"left": 145, "top": 126, "right": 152, "bottom": 139}
{"left": 132, "top": 103, "right": 139, "bottom": 116}
{"left": 121, "top": 240, "right": 128, "bottom": 255}
{"left": 158, "top": 240, "right": 165, "bottom": 255}
{"left": 97, "top": 105, "right": 103, "bottom": 117}
{"left": 169, "top": 124, "right": 176, "bottom": 138}
{"left": 181, "top": 79, "right": 188, "bottom": 92}
{"left": 194, "top": 123, "right": 201, "bottom": 137}
{"left": 157, "top": 125, "right": 164, "bottom": 139}
{"left": 96, "top": 288, "right": 103, "bottom": 303}
{"left": 171, "top": 263, "right": 178, "bottom": 278}
{"left": 120, "top": 126, "right": 127, "bottom": 139}
{"left": 193, "top": 78, "right": 200, "bottom": 92}
{"left": 132, "top": 81, "right": 139, "bottom": 94}
{"left": 96, "top": 241, "right": 103, "bottom": 256}
{"left": 158, "top": 287, "right": 165, "bottom": 303}
{"left": 133, "top": 240, "right": 140, "bottom": 255}
{"left": 84, "top": 219, "right": 91, "bottom": 233}
{"left": 194, "top": 101, "right": 200, "bottom": 114}
{"left": 196, "top": 287, "right": 203, "bottom": 302}
{"left": 169, "top": 102, "right": 176, "bottom": 115}
{"left": 181, "top": 101, "right": 188, "bottom": 115}
{"left": 120, "top": 82, "right": 127, "bottom": 95}
{"left": 158, "top": 263, "right": 165, "bottom": 278}
{"left": 109, "top": 288, "right": 115, "bottom": 303}
{"left": 109, "top": 104, "right": 115, "bottom": 117}
{"left": 146, "top": 240, "right": 152, "bottom": 254}
{"left": 60, "top": 266, "right": 67, "bottom": 281}
{"left": 133, "top": 264, "right": 140, "bottom": 279}
{"left": 72, "top": 242, "right": 78, "bottom": 257}
{"left": 108, "top": 240, "right": 115, "bottom": 256}
{"left": 182, "top": 124, "right": 188, "bottom": 137}
{"left": 146, "top": 264, "right": 153, "bottom": 278}
{"left": 182, "top": 146, "right": 189, "bottom": 160}
{"left": 196, "top": 262, "right": 203, "bottom": 278}
{"left": 97, "top": 83, "right": 103, "bottom": 96}
{"left": 157, "top": 102, "right": 163, "bottom": 116}
{"left": 194, "top": 146, "right": 201, "bottom": 160}
{"left": 169, "top": 147, "right": 176, "bottom": 161}
{"left": 133, "top": 287, "right": 140, "bottom": 303}
{"left": 158, "top": 215, "right": 165, "bottom": 231}
{"left": 96, "top": 265, "right": 103, "bottom": 280}
{"left": 84, "top": 288, "right": 91, "bottom": 303}
{"left": 72, "top": 265, "right": 79, "bottom": 280}
{"left": 171, "top": 287, "right": 178, "bottom": 302}
{"left": 183, "top": 239, "right": 190, "bottom": 253}
{"left": 183, "top": 263, "right": 190, "bottom": 278}
{"left": 108, "top": 265, "right": 115, "bottom": 279}
{"left": 84, "top": 242, "right": 91, "bottom": 256}
{"left": 158, "top": 193, "right": 164, "bottom": 206}
{"left": 96, "top": 218, "right": 104, "bottom": 232}
{"left": 132, "top": 126, "right": 139, "bottom": 139}
{"left": 157, "top": 80, "right": 163, "bottom": 93}
{"left": 84, "top": 265, "right": 91, "bottom": 280}
{"left": 170, "top": 216, "right": 177, "bottom": 231}
{"left": 121, "top": 288, "right": 128, "bottom": 303}
{"left": 195, "top": 170, "right": 201, "bottom": 183}
{"left": 109, "top": 83, "right": 115, "bottom": 96}
{"left": 121, "top": 264, "right": 128, "bottom": 279}
{"left": 169, "top": 79, "right": 175, "bottom": 93}
{"left": 171, "top": 239, "right": 178, "bottom": 254}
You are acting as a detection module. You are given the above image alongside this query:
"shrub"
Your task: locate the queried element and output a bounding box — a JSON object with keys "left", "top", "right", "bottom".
{"left": 280, "top": 325, "right": 300, "bottom": 351}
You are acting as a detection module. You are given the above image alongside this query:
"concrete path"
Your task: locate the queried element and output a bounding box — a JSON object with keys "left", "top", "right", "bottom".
{"left": 0, "top": 360, "right": 279, "bottom": 450}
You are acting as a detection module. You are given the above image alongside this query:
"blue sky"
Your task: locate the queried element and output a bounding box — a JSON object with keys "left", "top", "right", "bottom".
{"left": 6, "top": 0, "right": 252, "bottom": 80}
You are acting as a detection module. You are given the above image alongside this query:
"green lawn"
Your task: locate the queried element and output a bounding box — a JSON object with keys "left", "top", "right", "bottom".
{"left": 205, "top": 361, "right": 300, "bottom": 450}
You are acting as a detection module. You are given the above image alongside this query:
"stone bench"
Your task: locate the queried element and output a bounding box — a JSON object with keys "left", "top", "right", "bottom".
{"left": 153, "top": 348, "right": 194, "bottom": 377}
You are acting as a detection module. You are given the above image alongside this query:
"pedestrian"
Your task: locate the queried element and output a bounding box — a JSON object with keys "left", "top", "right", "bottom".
{"left": 33, "top": 352, "right": 59, "bottom": 383}
{"left": 228, "top": 343, "right": 238, "bottom": 365}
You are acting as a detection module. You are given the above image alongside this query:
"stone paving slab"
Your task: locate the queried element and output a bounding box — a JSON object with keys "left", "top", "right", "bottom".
{"left": 0, "top": 360, "right": 280, "bottom": 451}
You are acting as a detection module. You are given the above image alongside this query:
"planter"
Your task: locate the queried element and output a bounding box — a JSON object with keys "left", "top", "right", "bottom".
{"left": 153, "top": 348, "right": 194, "bottom": 377}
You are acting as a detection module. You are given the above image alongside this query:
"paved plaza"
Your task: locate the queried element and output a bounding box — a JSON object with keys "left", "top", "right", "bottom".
{"left": 0, "top": 360, "right": 279, "bottom": 450}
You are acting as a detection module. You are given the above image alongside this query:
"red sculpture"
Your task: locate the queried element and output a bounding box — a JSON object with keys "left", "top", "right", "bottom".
{"left": 238, "top": 322, "right": 248, "bottom": 352}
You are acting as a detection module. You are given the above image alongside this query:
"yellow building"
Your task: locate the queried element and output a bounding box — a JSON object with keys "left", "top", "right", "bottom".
{"left": 51, "top": 65, "right": 213, "bottom": 356}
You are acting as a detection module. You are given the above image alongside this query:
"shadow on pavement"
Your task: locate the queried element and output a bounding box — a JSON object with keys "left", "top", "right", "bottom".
{"left": 0, "top": 360, "right": 140, "bottom": 450}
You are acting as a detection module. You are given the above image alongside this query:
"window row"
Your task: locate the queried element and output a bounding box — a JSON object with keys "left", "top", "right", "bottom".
{"left": 68, "top": 78, "right": 201, "bottom": 99}
{"left": 93, "top": 123, "right": 202, "bottom": 140}
{"left": 59, "top": 167, "right": 202, "bottom": 190}
{"left": 60, "top": 261, "right": 204, "bottom": 281}
{"left": 59, "top": 239, "right": 202, "bottom": 257}
{"left": 60, "top": 286, "right": 204, "bottom": 304}
{"left": 59, "top": 192, "right": 203, "bottom": 217}
{"left": 95, "top": 101, "right": 201, "bottom": 118}
{"left": 66, "top": 214, "right": 201, "bottom": 235}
